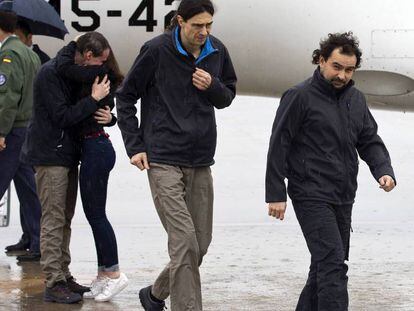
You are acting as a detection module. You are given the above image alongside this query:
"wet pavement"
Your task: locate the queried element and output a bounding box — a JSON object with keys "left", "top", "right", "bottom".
{"left": 1, "top": 97, "right": 414, "bottom": 310}
{"left": 1, "top": 223, "right": 414, "bottom": 310}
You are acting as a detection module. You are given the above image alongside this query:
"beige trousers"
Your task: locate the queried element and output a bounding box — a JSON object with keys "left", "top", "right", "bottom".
{"left": 35, "top": 166, "right": 78, "bottom": 288}
{"left": 148, "top": 163, "right": 214, "bottom": 311}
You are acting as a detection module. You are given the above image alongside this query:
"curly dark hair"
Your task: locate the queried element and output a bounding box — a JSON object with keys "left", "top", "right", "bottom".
{"left": 312, "top": 32, "right": 362, "bottom": 68}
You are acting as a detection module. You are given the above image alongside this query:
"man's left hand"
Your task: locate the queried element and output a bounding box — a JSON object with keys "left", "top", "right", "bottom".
{"left": 378, "top": 175, "right": 395, "bottom": 192}
{"left": 192, "top": 68, "right": 212, "bottom": 91}
{"left": 94, "top": 106, "right": 112, "bottom": 124}
{"left": 0, "top": 136, "right": 6, "bottom": 151}
{"left": 268, "top": 202, "right": 287, "bottom": 221}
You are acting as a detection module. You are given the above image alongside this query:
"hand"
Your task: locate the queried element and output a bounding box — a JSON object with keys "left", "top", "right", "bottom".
{"left": 192, "top": 68, "right": 212, "bottom": 91}
{"left": 378, "top": 175, "right": 395, "bottom": 192}
{"left": 268, "top": 202, "right": 287, "bottom": 220}
{"left": 94, "top": 106, "right": 112, "bottom": 124}
{"left": 0, "top": 136, "right": 5, "bottom": 151}
{"left": 130, "top": 152, "right": 150, "bottom": 171}
{"left": 92, "top": 75, "right": 110, "bottom": 101}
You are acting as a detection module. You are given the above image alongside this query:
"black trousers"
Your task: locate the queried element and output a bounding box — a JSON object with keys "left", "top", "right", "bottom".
{"left": 293, "top": 200, "right": 352, "bottom": 311}
{"left": 0, "top": 128, "right": 41, "bottom": 252}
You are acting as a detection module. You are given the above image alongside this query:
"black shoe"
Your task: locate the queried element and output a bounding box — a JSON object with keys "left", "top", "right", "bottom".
{"left": 16, "top": 251, "right": 41, "bottom": 262}
{"left": 44, "top": 281, "right": 82, "bottom": 304}
{"left": 139, "top": 285, "right": 166, "bottom": 311}
{"left": 66, "top": 277, "right": 90, "bottom": 294}
{"left": 5, "top": 237, "right": 30, "bottom": 253}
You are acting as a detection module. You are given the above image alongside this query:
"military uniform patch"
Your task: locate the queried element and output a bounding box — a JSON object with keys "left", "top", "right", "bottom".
{"left": 0, "top": 74, "right": 7, "bottom": 86}
{"left": 2, "top": 58, "right": 11, "bottom": 63}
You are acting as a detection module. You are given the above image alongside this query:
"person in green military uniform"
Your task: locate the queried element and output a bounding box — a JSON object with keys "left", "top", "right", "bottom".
{"left": 4, "top": 18, "right": 50, "bottom": 257}
{"left": 0, "top": 9, "right": 42, "bottom": 262}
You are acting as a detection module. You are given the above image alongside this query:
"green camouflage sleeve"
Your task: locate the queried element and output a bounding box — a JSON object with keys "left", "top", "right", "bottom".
{"left": 0, "top": 51, "right": 23, "bottom": 137}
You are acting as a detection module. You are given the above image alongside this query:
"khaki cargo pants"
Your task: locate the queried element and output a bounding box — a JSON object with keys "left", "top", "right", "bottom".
{"left": 35, "top": 166, "right": 78, "bottom": 288}
{"left": 148, "top": 163, "right": 214, "bottom": 311}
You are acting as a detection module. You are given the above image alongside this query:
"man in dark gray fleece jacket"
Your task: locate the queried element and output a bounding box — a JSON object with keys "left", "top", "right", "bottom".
{"left": 266, "top": 32, "right": 395, "bottom": 311}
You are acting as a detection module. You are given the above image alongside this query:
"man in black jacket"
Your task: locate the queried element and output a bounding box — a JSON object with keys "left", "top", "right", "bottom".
{"left": 116, "top": 1, "right": 236, "bottom": 310}
{"left": 266, "top": 32, "right": 395, "bottom": 311}
{"left": 20, "top": 33, "right": 110, "bottom": 304}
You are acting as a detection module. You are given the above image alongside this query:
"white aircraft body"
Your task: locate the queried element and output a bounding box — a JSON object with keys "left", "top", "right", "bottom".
{"left": 38, "top": 0, "right": 414, "bottom": 111}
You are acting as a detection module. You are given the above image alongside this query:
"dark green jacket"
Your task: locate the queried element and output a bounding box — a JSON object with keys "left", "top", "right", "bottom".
{"left": 0, "top": 36, "right": 40, "bottom": 137}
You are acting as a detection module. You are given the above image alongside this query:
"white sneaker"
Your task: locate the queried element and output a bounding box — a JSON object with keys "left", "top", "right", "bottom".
{"left": 94, "top": 272, "right": 128, "bottom": 302}
{"left": 83, "top": 276, "right": 109, "bottom": 299}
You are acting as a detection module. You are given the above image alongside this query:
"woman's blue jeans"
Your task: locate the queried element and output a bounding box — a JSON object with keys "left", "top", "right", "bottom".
{"left": 79, "top": 135, "right": 119, "bottom": 272}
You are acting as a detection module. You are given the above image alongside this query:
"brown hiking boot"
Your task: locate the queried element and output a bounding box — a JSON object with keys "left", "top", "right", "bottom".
{"left": 44, "top": 281, "right": 82, "bottom": 304}
{"left": 67, "top": 277, "right": 90, "bottom": 294}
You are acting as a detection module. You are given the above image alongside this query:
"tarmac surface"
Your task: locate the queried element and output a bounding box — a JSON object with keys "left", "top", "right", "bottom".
{"left": 1, "top": 96, "right": 414, "bottom": 310}
{"left": 1, "top": 222, "right": 414, "bottom": 311}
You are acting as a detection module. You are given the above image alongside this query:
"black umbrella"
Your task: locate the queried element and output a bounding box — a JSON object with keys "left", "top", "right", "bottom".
{"left": 0, "top": 0, "right": 68, "bottom": 40}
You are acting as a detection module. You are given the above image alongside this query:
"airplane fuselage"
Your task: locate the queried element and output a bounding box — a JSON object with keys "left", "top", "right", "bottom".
{"left": 39, "top": 0, "right": 414, "bottom": 111}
